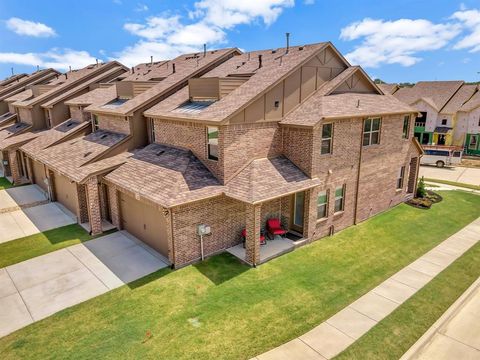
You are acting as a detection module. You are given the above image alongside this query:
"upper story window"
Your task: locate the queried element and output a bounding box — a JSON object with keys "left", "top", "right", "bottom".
{"left": 441, "top": 119, "right": 447, "bottom": 125}
{"left": 207, "top": 126, "right": 219, "bottom": 161}
{"left": 91, "top": 114, "right": 99, "bottom": 132}
{"left": 402, "top": 115, "right": 410, "bottom": 139}
{"left": 397, "top": 166, "right": 405, "bottom": 189}
{"left": 334, "top": 185, "right": 345, "bottom": 213}
{"left": 363, "top": 118, "right": 381, "bottom": 146}
{"left": 321, "top": 123, "right": 333, "bottom": 155}
{"left": 317, "top": 190, "right": 328, "bottom": 219}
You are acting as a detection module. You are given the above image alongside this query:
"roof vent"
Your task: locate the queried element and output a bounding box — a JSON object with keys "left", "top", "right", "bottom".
{"left": 299, "top": 46, "right": 304, "bottom": 51}
{"left": 66, "top": 122, "right": 73, "bottom": 127}
{"left": 258, "top": 55, "right": 263, "bottom": 69}
{"left": 156, "top": 150, "right": 165, "bottom": 156}
{"left": 101, "top": 134, "right": 108, "bottom": 139}
{"left": 84, "top": 151, "right": 92, "bottom": 158}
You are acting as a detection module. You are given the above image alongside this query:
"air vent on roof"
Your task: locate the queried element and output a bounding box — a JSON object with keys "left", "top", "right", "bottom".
{"left": 299, "top": 46, "right": 304, "bottom": 51}
{"left": 272, "top": 50, "right": 277, "bottom": 54}
{"left": 101, "top": 134, "right": 108, "bottom": 139}
{"left": 66, "top": 122, "right": 73, "bottom": 127}
{"left": 156, "top": 150, "right": 165, "bottom": 156}
{"left": 84, "top": 151, "right": 92, "bottom": 158}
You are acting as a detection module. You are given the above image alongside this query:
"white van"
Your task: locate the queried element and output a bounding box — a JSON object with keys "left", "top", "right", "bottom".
{"left": 420, "top": 147, "right": 462, "bottom": 168}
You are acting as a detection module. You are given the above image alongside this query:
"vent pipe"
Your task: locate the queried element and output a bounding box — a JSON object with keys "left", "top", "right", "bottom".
{"left": 11, "top": 67, "right": 13, "bottom": 76}
{"left": 286, "top": 32, "right": 290, "bottom": 54}
{"left": 258, "top": 54, "right": 263, "bottom": 69}
{"left": 203, "top": 44, "right": 207, "bottom": 57}
{"left": 69, "top": 65, "right": 72, "bottom": 72}
{"left": 150, "top": 56, "right": 153, "bottom": 65}
{"left": 96, "top": 58, "right": 99, "bottom": 66}
{"left": 172, "top": 63, "right": 176, "bottom": 73}
{"left": 132, "top": 66, "right": 134, "bottom": 73}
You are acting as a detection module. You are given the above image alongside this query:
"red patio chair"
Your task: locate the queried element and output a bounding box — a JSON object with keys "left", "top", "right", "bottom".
{"left": 266, "top": 218, "right": 287, "bottom": 240}
{"left": 242, "top": 229, "right": 266, "bottom": 248}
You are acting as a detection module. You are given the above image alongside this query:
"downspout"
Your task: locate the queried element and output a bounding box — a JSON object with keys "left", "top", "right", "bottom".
{"left": 354, "top": 121, "right": 364, "bottom": 225}
{"left": 169, "top": 209, "right": 176, "bottom": 269}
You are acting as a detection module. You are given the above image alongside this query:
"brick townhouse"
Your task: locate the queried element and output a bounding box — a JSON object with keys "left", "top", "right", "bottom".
{"left": 17, "top": 48, "right": 239, "bottom": 233}
{"left": 0, "top": 61, "right": 128, "bottom": 182}
{"left": 102, "top": 42, "right": 422, "bottom": 267}
{"left": 0, "top": 42, "right": 422, "bottom": 268}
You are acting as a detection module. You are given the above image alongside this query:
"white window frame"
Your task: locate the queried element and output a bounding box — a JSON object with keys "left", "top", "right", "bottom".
{"left": 207, "top": 126, "right": 219, "bottom": 161}
{"left": 397, "top": 166, "right": 405, "bottom": 190}
{"left": 334, "top": 185, "right": 345, "bottom": 213}
{"left": 321, "top": 123, "right": 333, "bottom": 155}
{"left": 363, "top": 117, "right": 381, "bottom": 146}
{"left": 317, "top": 190, "right": 328, "bottom": 220}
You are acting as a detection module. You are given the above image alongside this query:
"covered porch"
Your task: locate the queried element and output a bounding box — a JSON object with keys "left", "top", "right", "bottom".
{"left": 225, "top": 156, "right": 321, "bottom": 266}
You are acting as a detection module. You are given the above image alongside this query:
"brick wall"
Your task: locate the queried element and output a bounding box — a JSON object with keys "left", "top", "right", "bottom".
{"left": 18, "top": 107, "right": 33, "bottom": 125}
{"left": 98, "top": 114, "right": 130, "bottom": 135}
{"left": 7, "top": 150, "right": 20, "bottom": 184}
{"left": 85, "top": 176, "right": 102, "bottom": 235}
{"left": 282, "top": 126, "right": 313, "bottom": 176}
{"left": 77, "top": 183, "right": 89, "bottom": 223}
{"left": 69, "top": 105, "right": 91, "bottom": 123}
{"left": 171, "top": 196, "right": 245, "bottom": 267}
{"left": 107, "top": 184, "right": 121, "bottom": 229}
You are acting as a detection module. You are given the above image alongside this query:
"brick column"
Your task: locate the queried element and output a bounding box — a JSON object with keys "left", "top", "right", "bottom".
{"left": 245, "top": 203, "right": 261, "bottom": 266}
{"left": 108, "top": 185, "right": 121, "bottom": 229}
{"left": 85, "top": 176, "right": 102, "bottom": 235}
{"left": 303, "top": 187, "right": 319, "bottom": 242}
{"left": 7, "top": 150, "right": 20, "bottom": 184}
{"left": 163, "top": 207, "right": 175, "bottom": 265}
{"left": 77, "top": 184, "right": 89, "bottom": 223}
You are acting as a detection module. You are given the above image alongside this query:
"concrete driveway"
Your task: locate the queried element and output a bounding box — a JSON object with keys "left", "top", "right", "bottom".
{"left": 0, "top": 184, "right": 48, "bottom": 213}
{"left": 0, "top": 203, "right": 76, "bottom": 244}
{"left": 0, "top": 231, "right": 169, "bottom": 337}
{"left": 419, "top": 166, "right": 480, "bottom": 186}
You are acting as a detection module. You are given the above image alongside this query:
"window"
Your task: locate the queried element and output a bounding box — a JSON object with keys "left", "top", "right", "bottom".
{"left": 397, "top": 166, "right": 405, "bottom": 189}
{"left": 469, "top": 135, "right": 478, "bottom": 150}
{"left": 207, "top": 126, "right": 219, "bottom": 160}
{"left": 402, "top": 115, "right": 410, "bottom": 139}
{"left": 321, "top": 123, "right": 333, "bottom": 154}
{"left": 478, "top": 118, "right": 480, "bottom": 127}
{"left": 363, "top": 118, "right": 381, "bottom": 146}
{"left": 441, "top": 119, "right": 447, "bottom": 125}
{"left": 91, "top": 114, "right": 99, "bottom": 131}
{"left": 334, "top": 185, "right": 345, "bottom": 213}
{"left": 317, "top": 190, "right": 328, "bottom": 219}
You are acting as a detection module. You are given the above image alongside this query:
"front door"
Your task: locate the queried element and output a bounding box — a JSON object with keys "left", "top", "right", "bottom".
{"left": 291, "top": 191, "right": 305, "bottom": 234}
{"left": 421, "top": 133, "right": 430, "bottom": 144}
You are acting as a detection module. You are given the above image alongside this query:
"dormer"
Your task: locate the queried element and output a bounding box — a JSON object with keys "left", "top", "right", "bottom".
{"left": 113, "top": 80, "right": 163, "bottom": 100}
{"left": 30, "top": 84, "right": 58, "bottom": 97}
{"left": 188, "top": 76, "right": 250, "bottom": 101}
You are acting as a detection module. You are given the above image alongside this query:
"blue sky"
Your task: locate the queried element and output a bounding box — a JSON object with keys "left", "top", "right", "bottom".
{"left": 0, "top": 0, "right": 479, "bottom": 83}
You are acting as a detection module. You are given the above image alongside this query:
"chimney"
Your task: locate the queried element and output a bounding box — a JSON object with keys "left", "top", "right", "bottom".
{"left": 203, "top": 44, "right": 207, "bottom": 57}
{"left": 258, "top": 55, "right": 263, "bottom": 69}
{"left": 150, "top": 56, "right": 153, "bottom": 65}
{"left": 172, "top": 63, "right": 176, "bottom": 73}
{"left": 286, "top": 32, "right": 290, "bottom": 54}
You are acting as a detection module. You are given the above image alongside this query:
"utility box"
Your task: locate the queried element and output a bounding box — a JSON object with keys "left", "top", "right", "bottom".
{"left": 197, "top": 224, "right": 211, "bottom": 236}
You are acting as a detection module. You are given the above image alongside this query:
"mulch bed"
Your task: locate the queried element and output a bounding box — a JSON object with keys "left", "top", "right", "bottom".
{"left": 407, "top": 190, "right": 443, "bottom": 209}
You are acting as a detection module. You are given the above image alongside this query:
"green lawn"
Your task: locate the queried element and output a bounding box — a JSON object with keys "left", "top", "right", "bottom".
{"left": 1, "top": 191, "right": 479, "bottom": 359}
{"left": 424, "top": 177, "right": 480, "bottom": 190}
{"left": 0, "top": 224, "right": 106, "bottom": 268}
{"left": 0, "top": 176, "right": 13, "bottom": 190}
{"left": 336, "top": 241, "right": 480, "bottom": 360}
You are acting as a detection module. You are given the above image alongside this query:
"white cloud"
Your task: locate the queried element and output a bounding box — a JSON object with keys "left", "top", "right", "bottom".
{"left": 134, "top": 3, "right": 149, "bottom": 12}
{"left": 6, "top": 17, "right": 56, "bottom": 37}
{"left": 340, "top": 18, "right": 461, "bottom": 67}
{"left": 451, "top": 9, "right": 480, "bottom": 52}
{"left": 0, "top": 48, "right": 97, "bottom": 70}
{"left": 115, "top": 0, "right": 293, "bottom": 66}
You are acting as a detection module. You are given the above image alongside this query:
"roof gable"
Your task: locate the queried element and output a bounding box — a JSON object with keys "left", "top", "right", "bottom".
{"left": 328, "top": 67, "right": 382, "bottom": 95}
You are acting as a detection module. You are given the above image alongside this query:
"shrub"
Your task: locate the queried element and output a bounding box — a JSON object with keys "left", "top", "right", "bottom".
{"left": 417, "top": 176, "right": 427, "bottom": 198}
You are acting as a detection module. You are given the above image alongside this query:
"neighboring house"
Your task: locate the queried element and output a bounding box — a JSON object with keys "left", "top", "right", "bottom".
{"left": 17, "top": 49, "right": 239, "bottom": 233}
{"left": 0, "top": 61, "right": 128, "bottom": 183}
{"left": 456, "top": 89, "right": 480, "bottom": 155}
{"left": 394, "top": 81, "right": 478, "bottom": 148}
{"left": 0, "top": 42, "right": 422, "bottom": 268}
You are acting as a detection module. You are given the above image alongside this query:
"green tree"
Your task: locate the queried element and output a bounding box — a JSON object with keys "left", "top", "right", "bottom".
{"left": 417, "top": 176, "right": 427, "bottom": 198}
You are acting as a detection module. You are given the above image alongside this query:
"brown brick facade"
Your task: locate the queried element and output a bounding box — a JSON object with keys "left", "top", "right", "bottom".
{"left": 97, "top": 114, "right": 131, "bottom": 135}
{"left": 77, "top": 183, "right": 89, "bottom": 223}
{"left": 69, "top": 105, "right": 91, "bottom": 123}
{"left": 107, "top": 184, "right": 121, "bottom": 229}
{"left": 85, "top": 176, "right": 102, "bottom": 235}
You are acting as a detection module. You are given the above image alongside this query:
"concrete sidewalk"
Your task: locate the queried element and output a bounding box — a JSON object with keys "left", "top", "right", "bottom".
{"left": 0, "top": 184, "right": 49, "bottom": 213}
{"left": 401, "top": 277, "right": 480, "bottom": 359}
{"left": 0, "top": 231, "right": 169, "bottom": 338}
{"left": 253, "top": 218, "right": 480, "bottom": 360}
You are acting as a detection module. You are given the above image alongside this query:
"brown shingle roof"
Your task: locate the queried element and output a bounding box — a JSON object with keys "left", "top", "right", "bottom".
{"left": 441, "top": 84, "right": 477, "bottom": 114}
{"left": 0, "top": 122, "right": 30, "bottom": 142}
{"left": 460, "top": 87, "right": 480, "bottom": 112}
{"left": 120, "top": 61, "right": 170, "bottom": 81}
{"left": 64, "top": 86, "right": 117, "bottom": 106}
{"left": 225, "top": 156, "right": 321, "bottom": 204}
{"left": 87, "top": 48, "right": 240, "bottom": 116}
{"left": 0, "top": 113, "right": 17, "bottom": 128}
{"left": 144, "top": 43, "right": 330, "bottom": 122}
{"left": 4, "top": 89, "right": 33, "bottom": 103}
{"left": 394, "top": 81, "right": 464, "bottom": 111}
{"left": 0, "top": 130, "right": 39, "bottom": 151}
{"left": 33, "top": 129, "right": 128, "bottom": 181}
{"left": 0, "top": 69, "right": 59, "bottom": 99}
{"left": 104, "top": 143, "right": 223, "bottom": 207}
{"left": 378, "top": 83, "right": 399, "bottom": 95}
{"left": 21, "top": 119, "right": 90, "bottom": 156}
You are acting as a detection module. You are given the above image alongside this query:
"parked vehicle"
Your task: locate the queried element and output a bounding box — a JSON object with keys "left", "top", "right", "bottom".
{"left": 421, "top": 146, "right": 463, "bottom": 167}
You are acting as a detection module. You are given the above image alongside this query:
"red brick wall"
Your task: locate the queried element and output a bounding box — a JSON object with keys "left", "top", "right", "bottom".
{"left": 98, "top": 114, "right": 130, "bottom": 135}
{"left": 69, "top": 105, "right": 91, "bottom": 123}
{"left": 171, "top": 196, "right": 245, "bottom": 267}
{"left": 282, "top": 126, "right": 313, "bottom": 176}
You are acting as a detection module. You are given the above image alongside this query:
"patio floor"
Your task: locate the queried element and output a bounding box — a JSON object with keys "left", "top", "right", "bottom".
{"left": 227, "top": 237, "right": 295, "bottom": 264}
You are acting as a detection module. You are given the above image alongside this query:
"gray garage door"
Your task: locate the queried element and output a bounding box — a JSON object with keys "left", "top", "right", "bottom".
{"left": 54, "top": 173, "right": 78, "bottom": 216}
{"left": 31, "top": 159, "right": 48, "bottom": 193}
{"left": 120, "top": 193, "right": 169, "bottom": 258}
